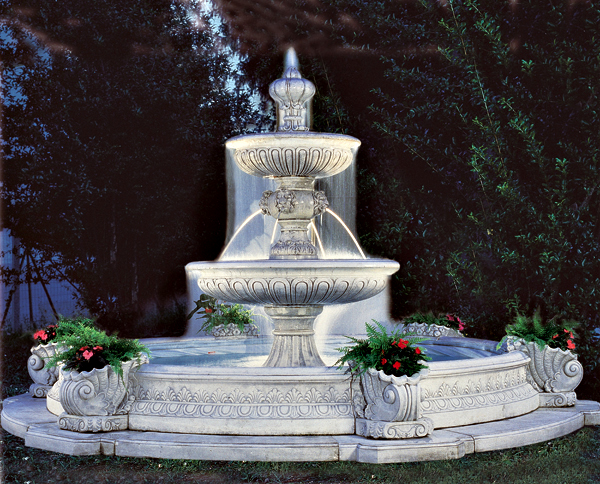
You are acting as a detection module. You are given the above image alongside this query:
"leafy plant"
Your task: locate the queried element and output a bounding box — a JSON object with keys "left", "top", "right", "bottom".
{"left": 32, "top": 316, "right": 96, "bottom": 345}
{"left": 336, "top": 320, "right": 430, "bottom": 378}
{"left": 46, "top": 323, "right": 149, "bottom": 377}
{"left": 498, "top": 309, "right": 578, "bottom": 352}
{"left": 404, "top": 312, "right": 465, "bottom": 331}
{"left": 187, "top": 294, "right": 257, "bottom": 334}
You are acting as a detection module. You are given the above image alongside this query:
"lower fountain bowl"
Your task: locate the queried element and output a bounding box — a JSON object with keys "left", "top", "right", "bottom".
{"left": 185, "top": 259, "right": 400, "bottom": 307}
{"left": 85, "top": 336, "right": 539, "bottom": 436}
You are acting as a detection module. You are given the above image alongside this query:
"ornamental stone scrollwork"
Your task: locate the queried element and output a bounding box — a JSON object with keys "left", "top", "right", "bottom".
{"left": 356, "top": 418, "right": 434, "bottom": 439}
{"left": 400, "top": 323, "right": 463, "bottom": 339}
{"left": 131, "top": 385, "right": 353, "bottom": 420}
{"left": 354, "top": 368, "right": 433, "bottom": 439}
{"left": 58, "top": 414, "right": 128, "bottom": 432}
{"left": 505, "top": 337, "right": 583, "bottom": 407}
{"left": 211, "top": 323, "right": 259, "bottom": 338}
{"left": 420, "top": 367, "right": 538, "bottom": 413}
{"left": 197, "top": 275, "right": 387, "bottom": 307}
{"left": 58, "top": 356, "right": 148, "bottom": 432}
{"left": 28, "top": 342, "right": 63, "bottom": 397}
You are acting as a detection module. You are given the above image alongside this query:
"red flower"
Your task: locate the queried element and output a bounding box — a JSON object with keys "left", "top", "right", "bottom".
{"left": 393, "top": 361, "right": 401, "bottom": 370}
{"left": 567, "top": 340, "right": 576, "bottom": 350}
{"left": 205, "top": 308, "right": 213, "bottom": 313}
{"left": 391, "top": 341, "right": 396, "bottom": 346}
{"left": 397, "top": 339, "right": 408, "bottom": 349}
{"left": 415, "top": 347, "right": 421, "bottom": 355}
{"left": 381, "top": 358, "right": 388, "bottom": 365}
{"left": 552, "top": 334, "right": 558, "bottom": 339}
{"left": 82, "top": 350, "right": 94, "bottom": 360}
{"left": 93, "top": 346, "right": 103, "bottom": 351}
{"left": 446, "top": 314, "right": 454, "bottom": 321}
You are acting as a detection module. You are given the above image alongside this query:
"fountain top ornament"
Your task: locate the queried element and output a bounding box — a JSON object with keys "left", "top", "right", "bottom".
{"left": 186, "top": 48, "right": 399, "bottom": 366}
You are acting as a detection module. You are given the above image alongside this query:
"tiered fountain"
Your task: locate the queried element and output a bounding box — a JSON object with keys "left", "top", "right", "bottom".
{"left": 3, "top": 50, "right": 596, "bottom": 463}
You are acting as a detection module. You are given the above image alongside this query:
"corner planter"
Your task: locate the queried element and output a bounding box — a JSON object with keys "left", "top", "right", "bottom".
{"left": 354, "top": 368, "right": 433, "bottom": 439}
{"left": 211, "top": 323, "right": 259, "bottom": 338}
{"left": 402, "top": 322, "right": 463, "bottom": 338}
{"left": 28, "top": 342, "right": 62, "bottom": 397}
{"left": 506, "top": 337, "right": 583, "bottom": 407}
{"left": 58, "top": 356, "right": 148, "bottom": 432}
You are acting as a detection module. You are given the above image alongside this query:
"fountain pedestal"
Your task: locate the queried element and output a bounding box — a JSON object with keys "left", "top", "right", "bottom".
{"left": 263, "top": 305, "right": 325, "bottom": 367}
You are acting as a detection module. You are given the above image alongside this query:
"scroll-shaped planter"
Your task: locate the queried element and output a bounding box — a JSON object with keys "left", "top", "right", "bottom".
{"left": 58, "top": 355, "right": 148, "bottom": 432}
{"left": 402, "top": 322, "right": 463, "bottom": 339}
{"left": 355, "top": 368, "right": 433, "bottom": 439}
{"left": 506, "top": 337, "right": 583, "bottom": 407}
{"left": 211, "top": 323, "right": 259, "bottom": 338}
{"left": 28, "top": 342, "right": 62, "bottom": 397}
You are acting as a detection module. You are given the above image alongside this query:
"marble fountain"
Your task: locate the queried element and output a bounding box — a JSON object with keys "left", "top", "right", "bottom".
{"left": 2, "top": 50, "right": 599, "bottom": 463}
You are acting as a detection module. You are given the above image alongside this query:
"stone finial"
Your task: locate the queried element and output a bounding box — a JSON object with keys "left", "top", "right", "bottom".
{"left": 269, "top": 47, "right": 315, "bottom": 132}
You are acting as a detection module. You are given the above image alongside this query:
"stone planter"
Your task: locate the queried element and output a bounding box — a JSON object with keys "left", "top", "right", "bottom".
{"left": 28, "top": 342, "right": 62, "bottom": 397}
{"left": 354, "top": 368, "right": 433, "bottom": 439}
{"left": 58, "top": 356, "right": 148, "bottom": 432}
{"left": 210, "top": 323, "right": 259, "bottom": 338}
{"left": 506, "top": 337, "right": 583, "bottom": 407}
{"left": 401, "top": 322, "right": 463, "bottom": 338}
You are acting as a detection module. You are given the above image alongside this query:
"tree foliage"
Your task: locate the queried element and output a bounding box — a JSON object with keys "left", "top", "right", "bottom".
{"left": 3, "top": 1, "right": 255, "bottom": 331}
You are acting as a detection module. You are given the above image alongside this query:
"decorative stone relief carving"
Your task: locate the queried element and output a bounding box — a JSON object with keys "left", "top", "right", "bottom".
{"left": 131, "top": 385, "right": 353, "bottom": 419}
{"left": 505, "top": 337, "right": 583, "bottom": 407}
{"left": 28, "top": 342, "right": 62, "bottom": 397}
{"left": 400, "top": 323, "right": 464, "bottom": 339}
{"left": 59, "top": 356, "right": 148, "bottom": 432}
{"left": 420, "top": 366, "right": 538, "bottom": 413}
{"left": 234, "top": 146, "right": 353, "bottom": 179}
{"left": 211, "top": 323, "right": 259, "bottom": 338}
{"left": 198, "top": 275, "right": 388, "bottom": 306}
{"left": 354, "top": 368, "right": 433, "bottom": 439}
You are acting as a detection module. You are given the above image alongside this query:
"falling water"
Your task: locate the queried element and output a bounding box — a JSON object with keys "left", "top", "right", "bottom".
{"left": 324, "top": 209, "right": 366, "bottom": 259}
{"left": 219, "top": 209, "right": 263, "bottom": 260}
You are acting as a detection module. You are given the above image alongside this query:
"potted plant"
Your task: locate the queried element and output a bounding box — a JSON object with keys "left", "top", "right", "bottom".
{"left": 28, "top": 317, "right": 95, "bottom": 397}
{"left": 46, "top": 325, "right": 150, "bottom": 432}
{"left": 401, "top": 311, "right": 466, "bottom": 338}
{"left": 498, "top": 310, "right": 583, "bottom": 407}
{"left": 188, "top": 294, "right": 259, "bottom": 337}
{"left": 336, "top": 320, "right": 434, "bottom": 439}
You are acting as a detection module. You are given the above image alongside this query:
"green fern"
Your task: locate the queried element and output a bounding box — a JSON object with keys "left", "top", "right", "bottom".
{"left": 336, "top": 320, "right": 430, "bottom": 378}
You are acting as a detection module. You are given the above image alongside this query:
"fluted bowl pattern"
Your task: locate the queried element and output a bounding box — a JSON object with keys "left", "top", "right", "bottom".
{"left": 226, "top": 132, "right": 360, "bottom": 178}
{"left": 187, "top": 259, "right": 399, "bottom": 307}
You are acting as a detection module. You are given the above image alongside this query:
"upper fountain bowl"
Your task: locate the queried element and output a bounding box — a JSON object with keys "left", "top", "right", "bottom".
{"left": 186, "top": 258, "right": 398, "bottom": 306}
{"left": 226, "top": 132, "right": 361, "bottom": 179}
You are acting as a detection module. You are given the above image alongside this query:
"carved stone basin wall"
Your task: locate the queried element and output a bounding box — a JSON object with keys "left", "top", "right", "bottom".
{"left": 116, "top": 336, "right": 540, "bottom": 436}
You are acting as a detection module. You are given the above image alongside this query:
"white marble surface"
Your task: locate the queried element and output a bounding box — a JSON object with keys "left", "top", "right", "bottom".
{"left": 3, "top": 394, "right": 598, "bottom": 463}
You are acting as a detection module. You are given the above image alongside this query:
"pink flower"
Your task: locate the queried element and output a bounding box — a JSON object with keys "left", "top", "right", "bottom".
{"left": 93, "top": 346, "right": 103, "bottom": 351}
{"left": 33, "top": 330, "right": 45, "bottom": 341}
{"left": 381, "top": 358, "right": 387, "bottom": 365}
{"left": 567, "top": 340, "right": 576, "bottom": 350}
{"left": 458, "top": 322, "right": 465, "bottom": 331}
{"left": 82, "top": 350, "right": 94, "bottom": 360}
{"left": 392, "top": 361, "right": 401, "bottom": 370}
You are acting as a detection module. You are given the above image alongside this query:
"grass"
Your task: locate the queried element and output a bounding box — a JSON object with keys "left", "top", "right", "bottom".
{"left": 2, "top": 332, "right": 600, "bottom": 484}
